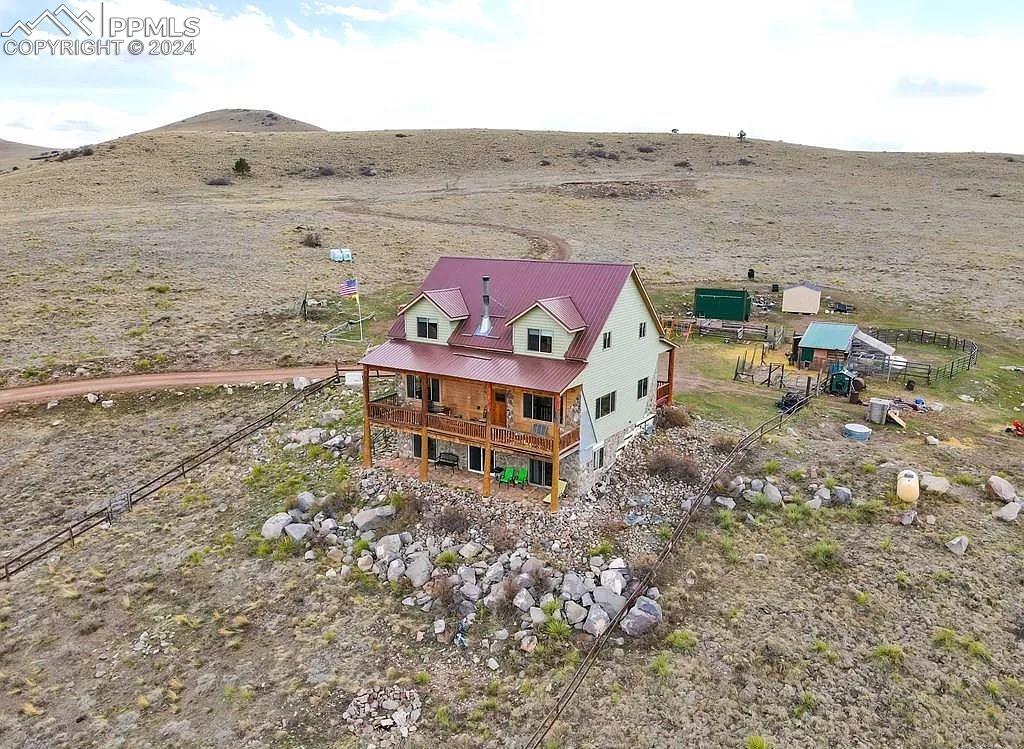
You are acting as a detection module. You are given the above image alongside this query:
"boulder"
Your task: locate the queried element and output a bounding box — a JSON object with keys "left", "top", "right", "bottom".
{"left": 295, "top": 491, "right": 317, "bottom": 512}
{"left": 284, "top": 523, "right": 312, "bottom": 542}
{"left": 293, "top": 376, "right": 311, "bottom": 391}
{"left": 357, "top": 555, "right": 374, "bottom": 572}
{"left": 520, "top": 635, "right": 538, "bottom": 653}
{"left": 900, "top": 510, "right": 918, "bottom": 526}
{"left": 560, "top": 571, "right": 586, "bottom": 600}
{"left": 261, "top": 512, "right": 293, "bottom": 540}
{"left": 814, "top": 487, "right": 831, "bottom": 503}
{"left": 529, "top": 607, "right": 548, "bottom": 625}
{"left": 945, "top": 535, "right": 969, "bottom": 556}
{"left": 460, "top": 582, "right": 482, "bottom": 602}
{"left": 583, "top": 605, "right": 611, "bottom": 636}
{"left": 600, "top": 569, "right": 626, "bottom": 595}
{"left": 593, "top": 586, "right": 627, "bottom": 616}
{"left": 353, "top": 505, "right": 394, "bottom": 532}
{"left": 763, "top": 483, "right": 783, "bottom": 504}
{"left": 714, "top": 496, "right": 736, "bottom": 510}
{"left": 804, "top": 497, "right": 822, "bottom": 511}
{"left": 993, "top": 502, "right": 1020, "bottom": 522}
{"left": 833, "top": 487, "right": 853, "bottom": 505}
{"left": 387, "top": 559, "right": 406, "bottom": 582}
{"left": 619, "top": 596, "right": 663, "bottom": 637}
{"left": 921, "top": 473, "right": 952, "bottom": 495}
{"left": 375, "top": 534, "right": 403, "bottom": 560}
{"left": 513, "top": 588, "right": 535, "bottom": 612}
{"left": 459, "top": 541, "right": 483, "bottom": 559}
{"left": 288, "top": 428, "right": 327, "bottom": 445}
{"left": 404, "top": 553, "right": 433, "bottom": 588}
{"left": 986, "top": 476, "right": 1017, "bottom": 503}
{"left": 564, "top": 600, "right": 588, "bottom": 624}
{"left": 319, "top": 409, "right": 345, "bottom": 426}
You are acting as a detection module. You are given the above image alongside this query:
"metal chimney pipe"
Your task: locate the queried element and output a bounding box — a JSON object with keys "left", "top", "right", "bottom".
{"left": 479, "top": 275, "right": 492, "bottom": 335}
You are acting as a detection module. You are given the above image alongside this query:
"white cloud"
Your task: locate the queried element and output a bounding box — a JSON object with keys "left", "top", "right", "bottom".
{"left": 0, "top": 0, "right": 1021, "bottom": 151}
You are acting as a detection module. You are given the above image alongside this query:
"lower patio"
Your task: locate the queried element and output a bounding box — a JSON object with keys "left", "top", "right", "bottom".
{"left": 375, "top": 456, "right": 555, "bottom": 506}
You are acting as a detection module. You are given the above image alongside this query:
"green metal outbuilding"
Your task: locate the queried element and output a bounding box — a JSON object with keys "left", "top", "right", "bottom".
{"left": 693, "top": 288, "right": 751, "bottom": 322}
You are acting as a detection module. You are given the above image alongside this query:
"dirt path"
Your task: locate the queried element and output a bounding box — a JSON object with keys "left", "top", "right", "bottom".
{"left": 0, "top": 366, "right": 350, "bottom": 408}
{"left": 328, "top": 201, "right": 572, "bottom": 260}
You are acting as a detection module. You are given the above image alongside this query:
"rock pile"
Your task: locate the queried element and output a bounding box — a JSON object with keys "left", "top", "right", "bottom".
{"left": 986, "top": 475, "right": 1021, "bottom": 522}
{"left": 342, "top": 686, "right": 421, "bottom": 741}
{"left": 259, "top": 492, "right": 664, "bottom": 640}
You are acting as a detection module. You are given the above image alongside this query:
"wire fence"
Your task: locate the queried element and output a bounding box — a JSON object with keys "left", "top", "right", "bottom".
{"left": 0, "top": 373, "right": 341, "bottom": 582}
{"left": 860, "top": 328, "right": 980, "bottom": 384}
{"left": 520, "top": 395, "right": 812, "bottom": 749}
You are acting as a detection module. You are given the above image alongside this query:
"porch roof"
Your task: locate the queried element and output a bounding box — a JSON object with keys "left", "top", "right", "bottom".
{"left": 360, "top": 339, "right": 586, "bottom": 393}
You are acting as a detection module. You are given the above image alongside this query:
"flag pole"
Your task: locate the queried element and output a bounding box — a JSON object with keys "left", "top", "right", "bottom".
{"left": 356, "top": 278, "right": 364, "bottom": 342}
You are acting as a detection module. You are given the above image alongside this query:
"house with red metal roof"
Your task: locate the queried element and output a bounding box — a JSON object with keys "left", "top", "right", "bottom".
{"left": 358, "top": 257, "right": 678, "bottom": 510}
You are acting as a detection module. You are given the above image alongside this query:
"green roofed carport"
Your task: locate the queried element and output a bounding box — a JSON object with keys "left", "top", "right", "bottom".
{"left": 799, "top": 322, "right": 858, "bottom": 351}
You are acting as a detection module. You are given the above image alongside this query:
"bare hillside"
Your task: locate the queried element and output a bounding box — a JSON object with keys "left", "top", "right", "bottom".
{"left": 0, "top": 137, "right": 52, "bottom": 169}
{"left": 0, "top": 129, "right": 1021, "bottom": 382}
{"left": 151, "top": 108, "right": 324, "bottom": 133}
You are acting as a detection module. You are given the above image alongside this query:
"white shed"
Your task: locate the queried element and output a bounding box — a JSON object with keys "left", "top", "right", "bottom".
{"left": 782, "top": 283, "right": 822, "bottom": 314}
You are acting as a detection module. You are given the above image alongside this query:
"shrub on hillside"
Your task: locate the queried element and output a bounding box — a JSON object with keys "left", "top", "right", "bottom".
{"left": 232, "top": 158, "right": 251, "bottom": 176}
{"left": 205, "top": 176, "right": 233, "bottom": 186}
{"left": 317, "top": 165, "right": 336, "bottom": 176}
{"left": 301, "top": 231, "right": 321, "bottom": 248}
{"left": 657, "top": 405, "right": 691, "bottom": 429}
{"left": 647, "top": 450, "right": 699, "bottom": 480}
{"left": 436, "top": 506, "right": 469, "bottom": 534}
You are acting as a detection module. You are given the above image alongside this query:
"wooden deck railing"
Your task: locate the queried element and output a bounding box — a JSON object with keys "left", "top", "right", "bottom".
{"left": 655, "top": 380, "right": 672, "bottom": 404}
{"left": 427, "top": 413, "right": 487, "bottom": 441}
{"left": 368, "top": 401, "right": 422, "bottom": 428}
{"left": 369, "top": 401, "right": 580, "bottom": 456}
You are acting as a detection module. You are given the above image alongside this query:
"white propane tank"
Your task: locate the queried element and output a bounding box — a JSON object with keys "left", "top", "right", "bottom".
{"left": 896, "top": 469, "right": 920, "bottom": 504}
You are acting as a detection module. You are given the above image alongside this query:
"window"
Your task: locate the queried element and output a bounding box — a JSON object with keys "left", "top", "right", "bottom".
{"left": 523, "top": 392, "right": 554, "bottom": 422}
{"left": 639, "top": 321, "right": 647, "bottom": 338}
{"left": 429, "top": 377, "right": 441, "bottom": 403}
{"left": 416, "top": 316, "right": 438, "bottom": 340}
{"left": 406, "top": 374, "right": 422, "bottom": 399}
{"left": 637, "top": 376, "right": 649, "bottom": 399}
{"left": 595, "top": 391, "right": 616, "bottom": 419}
{"left": 593, "top": 445, "right": 605, "bottom": 470}
{"left": 527, "top": 328, "right": 553, "bottom": 353}
{"left": 602, "top": 331, "right": 612, "bottom": 349}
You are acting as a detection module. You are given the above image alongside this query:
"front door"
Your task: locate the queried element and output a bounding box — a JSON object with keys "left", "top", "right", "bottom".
{"left": 528, "top": 458, "right": 553, "bottom": 487}
{"left": 468, "top": 445, "right": 483, "bottom": 473}
{"left": 491, "top": 390, "right": 507, "bottom": 426}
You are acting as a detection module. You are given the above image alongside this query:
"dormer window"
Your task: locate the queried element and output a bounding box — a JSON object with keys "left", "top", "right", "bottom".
{"left": 527, "top": 328, "right": 553, "bottom": 353}
{"left": 416, "top": 316, "right": 439, "bottom": 340}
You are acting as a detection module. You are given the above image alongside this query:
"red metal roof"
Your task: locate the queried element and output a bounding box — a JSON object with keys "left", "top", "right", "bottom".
{"left": 518, "top": 296, "right": 587, "bottom": 332}
{"left": 419, "top": 288, "right": 469, "bottom": 319}
{"left": 359, "top": 339, "right": 586, "bottom": 393}
{"left": 387, "top": 257, "right": 636, "bottom": 360}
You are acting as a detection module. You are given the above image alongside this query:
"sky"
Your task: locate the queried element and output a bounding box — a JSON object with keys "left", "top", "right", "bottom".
{"left": 0, "top": 0, "right": 1021, "bottom": 151}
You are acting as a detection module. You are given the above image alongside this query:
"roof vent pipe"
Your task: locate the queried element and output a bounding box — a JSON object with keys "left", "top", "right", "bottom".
{"left": 478, "top": 275, "right": 492, "bottom": 335}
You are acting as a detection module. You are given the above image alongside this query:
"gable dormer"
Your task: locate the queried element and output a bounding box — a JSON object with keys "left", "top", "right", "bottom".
{"left": 399, "top": 288, "right": 468, "bottom": 345}
{"left": 508, "top": 296, "right": 586, "bottom": 359}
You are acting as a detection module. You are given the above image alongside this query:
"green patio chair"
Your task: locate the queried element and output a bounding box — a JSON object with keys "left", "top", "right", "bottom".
{"left": 498, "top": 466, "right": 514, "bottom": 485}
{"left": 514, "top": 467, "right": 529, "bottom": 487}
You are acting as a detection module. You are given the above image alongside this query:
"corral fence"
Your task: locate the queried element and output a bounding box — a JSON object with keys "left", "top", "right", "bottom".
{"left": 857, "top": 328, "right": 980, "bottom": 384}
{"left": 0, "top": 372, "right": 344, "bottom": 582}
{"left": 734, "top": 351, "right": 829, "bottom": 399}
{"left": 660, "top": 316, "right": 785, "bottom": 349}
{"left": 521, "top": 394, "right": 813, "bottom": 748}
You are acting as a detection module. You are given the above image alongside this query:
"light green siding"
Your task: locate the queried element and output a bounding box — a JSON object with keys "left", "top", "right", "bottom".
{"left": 511, "top": 307, "right": 574, "bottom": 359}
{"left": 402, "top": 298, "right": 457, "bottom": 344}
{"left": 571, "top": 275, "right": 669, "bottom": 444}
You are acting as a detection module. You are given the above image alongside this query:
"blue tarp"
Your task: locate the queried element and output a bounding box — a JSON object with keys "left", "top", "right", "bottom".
{"left": 800, "top": 322, "right": 857, "bottom": 351}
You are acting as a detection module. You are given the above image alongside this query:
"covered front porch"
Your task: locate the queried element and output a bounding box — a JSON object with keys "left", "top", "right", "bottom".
{"left": 361, "top": 365, "right": 580, "bottom": 510}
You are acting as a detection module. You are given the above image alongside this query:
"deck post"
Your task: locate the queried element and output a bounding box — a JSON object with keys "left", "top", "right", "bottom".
{"left": 361, "top": 364, "right": 372, "bottom": 467}
{"left": 550, "top": 393, "right": 561, "bottom": 514}
{"left": 667, "top": 346, "right": 676, "bottom": 401}
{"left": 483, "top": 382, "right": 493, "bottom": 497}
{"left": 419, "top": 373, "right": 429, "bottom": 482}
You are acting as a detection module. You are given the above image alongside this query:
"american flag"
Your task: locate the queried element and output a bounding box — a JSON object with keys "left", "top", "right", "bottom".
{"left": 339, "top": 278, "right": 359, "bottom": 297}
